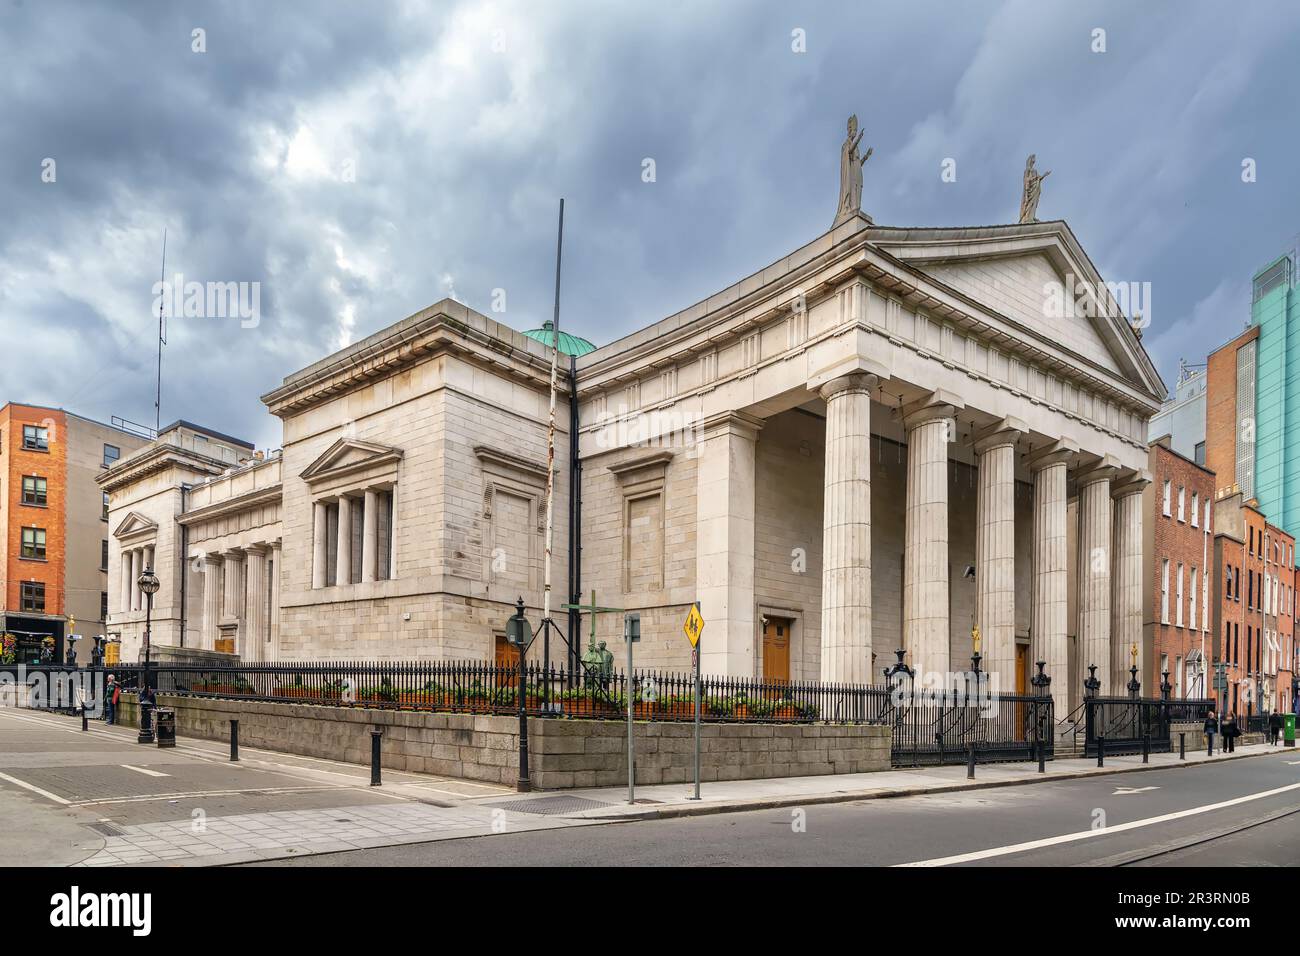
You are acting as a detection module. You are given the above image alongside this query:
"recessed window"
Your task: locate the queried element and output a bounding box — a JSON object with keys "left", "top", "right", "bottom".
{"left": 100, "top": 591, "right": 108, "bottom": 621}
{"left": 1162, "top": 480, "right": 1171, "bottom": 517}
{"left": 21, "top": 582, "right": 45, "bottom": 612}
{"left": 101, "top": 539, "right": 109, "bottom": 570}
{"left": 22, "top": 424, "right": 48, "bottom": 451}
{"left": 21, "top": 475, "right": 47, "bottom": 506}
{"left": 21, "top": 527, "right": 46, "bottom": 560}
{"left": 102, "top": 491, "right": 110, "bottom": 521}
{"left": 103, "top": 443, "right": 120, "bottom": 468}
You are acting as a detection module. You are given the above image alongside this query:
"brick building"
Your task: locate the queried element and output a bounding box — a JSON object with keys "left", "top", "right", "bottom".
{"left": 1143, "top": 439, "right": 1214, "bottom": 698}
{"left": 0, "top": 403, "right": 149, "bottom": 663}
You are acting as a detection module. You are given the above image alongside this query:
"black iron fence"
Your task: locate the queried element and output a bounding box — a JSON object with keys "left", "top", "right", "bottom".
{"left": 886, "top": 690, "right": 1053, "bottom": 766}
{"left": 1081, "top": 696, "right": 1216, "bottom": 756}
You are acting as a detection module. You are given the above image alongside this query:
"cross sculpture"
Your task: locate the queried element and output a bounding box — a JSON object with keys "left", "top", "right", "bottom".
{"left": 561, "top": 590, "right": 624, "bottom": 687}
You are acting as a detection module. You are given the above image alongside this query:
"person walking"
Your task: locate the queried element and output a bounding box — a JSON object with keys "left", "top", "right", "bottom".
{"left": 103, "top": 674, "right": 118, "bottom": 725}
{"left": 1269, "top": 710, "right": 1282, "bottom": 746}
{"left": 1223, "top": 711, "right": 1238, "bottom": 753}
{"left": 1204, "top": 709, "right": 1217, "bottom": 755}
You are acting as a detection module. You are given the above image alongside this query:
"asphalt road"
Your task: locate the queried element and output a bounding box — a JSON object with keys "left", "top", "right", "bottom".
{"left": 250, "top": 752, "right": 1300, "bottom": 867}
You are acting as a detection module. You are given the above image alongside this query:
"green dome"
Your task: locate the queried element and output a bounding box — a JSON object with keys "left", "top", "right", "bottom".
{"left": 523, "top": 320, "right": 596, "bottom": 356}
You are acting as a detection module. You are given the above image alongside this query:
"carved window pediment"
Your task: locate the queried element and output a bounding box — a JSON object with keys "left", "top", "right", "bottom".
{"left": 112, "top": 511, "right": 159, "bottom": 543}
{"left": 301, "top": 438, "right": 403, "bottom": 493}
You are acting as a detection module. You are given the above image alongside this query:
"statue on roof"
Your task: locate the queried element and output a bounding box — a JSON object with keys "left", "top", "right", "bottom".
{"left": 834, "top": 114, "right": 873, "bottom": 226}
{"left": 1019, "top": 154, "right": 1051, "bottom": 223}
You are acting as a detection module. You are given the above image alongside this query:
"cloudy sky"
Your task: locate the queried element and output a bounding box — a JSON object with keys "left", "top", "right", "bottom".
{"left": 3, "top": 0, "right": 1298, "bottom": 449}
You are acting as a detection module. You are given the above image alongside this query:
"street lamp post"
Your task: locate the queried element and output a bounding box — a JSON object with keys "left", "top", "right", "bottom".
{"left": 136, "top": 567, "right": 160, "bottom": 745}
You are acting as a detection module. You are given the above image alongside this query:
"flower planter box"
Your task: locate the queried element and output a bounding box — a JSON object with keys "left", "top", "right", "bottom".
{"left": 772, "top": 705, "right": 804, "bottom": 720}
{"left": 274, "top": 686, "right": 343, "bottom": 702}
{"left": 561, "top": 698, "right": 619, "bottom": 718}
{"left": 193, "top": 684, "right": 252, "bottom": 696}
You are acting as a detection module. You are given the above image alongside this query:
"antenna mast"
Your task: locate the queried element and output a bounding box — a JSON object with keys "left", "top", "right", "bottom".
{"left": 155, "top": 229, "right": 168, "bottom": 432}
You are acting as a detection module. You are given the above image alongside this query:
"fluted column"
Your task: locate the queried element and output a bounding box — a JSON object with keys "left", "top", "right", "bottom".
{"left": 903, "top": 393, "right": 960, "bottom": 681}
{"left": 336, "top": 496, "right": 352, "bottom": 587}
{"left": 1077, "top": 464, "right": 1117, "bottom": 695}
{"left": 974, "top": 420, "right": 1023, "bottom": 691}
{"left": 130, "top": 548, "right": 142, "bottom": 611}
{"left": 1111, "top": 478, "right": 1148, "bottom": 692}
{"left": 203, "top": 554, "right": 223, "bottom": 651}
{"left": 222, "top": 550, "right": 244, "bottom": 621}
{"left": 312, "top": 502, "right": 327, "bottom": 589}
{"left": 270, "top": 540, "right": 282, "bottom": 661}
{"left": 120, "top": 550, "right": 132, "bottom": 616}
{"left": 695, "top": 411, "right": 762, "bottom": 676}
{"left": 819, "top": 373, "right": 876, "bottom": 684}
{"left": 244, "top": 546, "right": 267, "bottom": 663}
{"left": 362, "top": 489, "right": 378, "bottom": 584}
{"left": 1029, "top": 444, "right": 1073, "bottom": 717}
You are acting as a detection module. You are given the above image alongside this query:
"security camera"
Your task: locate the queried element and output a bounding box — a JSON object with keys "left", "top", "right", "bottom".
{"left": 963, "top": 565, "right": 976, "bottom": 579}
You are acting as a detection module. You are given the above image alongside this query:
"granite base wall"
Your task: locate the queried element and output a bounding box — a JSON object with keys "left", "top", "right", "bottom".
{"left": 116, "top": 694, "right": 890, "bottom": 789}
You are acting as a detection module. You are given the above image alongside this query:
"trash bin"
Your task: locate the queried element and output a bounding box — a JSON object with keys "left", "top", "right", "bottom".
{"left": 155, "top": 707, "right": 176, "bottom": 748}
{"left": 1285, "top": 714, "right": 1296, "bottom": 749}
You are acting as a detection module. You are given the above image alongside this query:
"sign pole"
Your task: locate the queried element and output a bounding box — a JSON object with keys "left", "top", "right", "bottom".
{"left": 692, "top": 640, "right": 701, "bottom": 801}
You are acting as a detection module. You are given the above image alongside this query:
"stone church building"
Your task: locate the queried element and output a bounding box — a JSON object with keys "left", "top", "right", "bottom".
{"left": 101, "top": 165, "right": 1165, "bottom": 717}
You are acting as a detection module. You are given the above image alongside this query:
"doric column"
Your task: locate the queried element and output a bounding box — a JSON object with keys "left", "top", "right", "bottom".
{"left": 202, "top": 554, "right": 223, "bottom": 651}
{"left": 974, "top": 419, "right": 1025, "bottom": 692}
{"left": 362, "top": 489, "right": 378, "bottom": 584}
{"left": 130, "top": 548, "right": 142, "bottom": 611}
{"left": 270, "top": 540, "right": 282, "bottom": 660}
{"left": 336, "top": 496, "right": 352, "bottom": 587}
{"left": 902, "top": 392, "right": 961, "bottom": 681}
{"left": 695, "top": 411, "right": 762, "bottom": 676}
{"left": 1029, "top": 443, "right": 1074, "bottom": 717}
{"left": 222, "top": 550, "right": 244, "bottom": 621}
{"left": 243, "top": 546, "right": 267, "bottom": 663}
{"left": 818, "top": 373, "right": 876, "bottom": 684}
{"left": 1111, "top": 476, "right": 1148, "bottom": 692}
{"left": 312, "top": 501, "right": 328, "bottom": 589}
{"left": 1076, "top": 462, "right": 1117, "bottom": 695}
{"left": 120, "top": 550, "right": 132, "bottom": 616}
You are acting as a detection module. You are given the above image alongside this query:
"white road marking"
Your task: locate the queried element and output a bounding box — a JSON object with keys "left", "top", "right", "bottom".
{"left": 120, "top": 765, "right": 170, "bottom": 777}
{"left": 0, "top": 770, "right": 72, "bottom": 805}
{"left": 1112, "top": 786, "right": 1160, "bottom": 795}
{"left": 897, "top": 780, "right": 1300, "bottom": 867}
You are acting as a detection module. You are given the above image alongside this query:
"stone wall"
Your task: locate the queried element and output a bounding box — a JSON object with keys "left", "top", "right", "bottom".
{"left": 115, "top": 694, "right": 890, "bottom": 789}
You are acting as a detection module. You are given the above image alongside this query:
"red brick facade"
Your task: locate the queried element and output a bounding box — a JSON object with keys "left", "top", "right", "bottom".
{"left": 1146, "top": 442, "right": 1215, "bottom": 698}
{"left": 1205, "top": 327, "right": 1258, "bottom": 500}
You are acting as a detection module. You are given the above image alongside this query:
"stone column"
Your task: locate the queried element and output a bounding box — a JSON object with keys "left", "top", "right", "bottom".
{"left": 362, "top": 489, "right": 378, "bottom": 584}
{"left": 312, "top": 501, "right": 328, "bottom": 589}
{"left": 1029, "top": 444, "right": 1073, "bottom": 717}
{"left": 203, "top": 554, "right": 223, "bottom": 651}
{"left": 1076, "top": 463, "right": 1117, "bottom": 695}
{"left": 336, "top": 496, "right": 352, "bottom": 587}
{"left": 120, "top": 550, "right": 132, "bottom": 617}
{"left": 974, "top": 420, "right": 1024, "bottom": 692}
{"left": 695, "top": 411, "right": 762, "bottom": 676}
{"left": 143, "top": 544, "right": 155, "bottom": 573}
{"left": 819, "top": 373, "right": 877, "bottom": 684}
{"left": 244, "top": 546, "right": 267, "bottom": 663}
{"left": 1111, "top": 477, "right": 1148, "bottom": 693}
{"left": 902, "top": 393, "right": 961, "bottom": 681}
{"left": 222, "top": 550, "right": 244, "bottom": 621}
{"left": 130, "top": 548, "right": 142, "bottom": 611}
{"left": 270, "top": 540, "right": 282, "bottom": 661}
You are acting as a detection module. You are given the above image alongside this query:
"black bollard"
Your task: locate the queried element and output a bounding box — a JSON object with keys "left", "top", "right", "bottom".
{"left": 1037, "top": 737, "right": 1046, "bottom": 774}
{"left": 230, "top": 719, "right": 239, "bottom": 761}
{"left": 370, "top": 730, "right": 382, "bottom": 787}
{"left": 966, "top": 743, "right": 975, "bottom": 779}
{"left": 81, "top": 703, "right": 88, "bottom": 732}
{"left": 1142, "top": 733, "right": 1150, "bottom": 764}
{"left": 1097, "top": 734, "right": 1105, "bottom": 768}
{"left": 1179, "top": 732, "right": 1186, "bottom": 760}
{"left": 1207, "top": 731, "right": 1213, "bottom": 757}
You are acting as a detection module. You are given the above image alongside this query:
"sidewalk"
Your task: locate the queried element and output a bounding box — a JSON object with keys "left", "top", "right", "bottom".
{"left": 488, "top": 740, "right": 1297, "bottom": 821}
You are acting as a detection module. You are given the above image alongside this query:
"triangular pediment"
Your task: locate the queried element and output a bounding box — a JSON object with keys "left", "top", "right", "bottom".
{"left": 112, "top": 511, "right": 159, "bottom": 539}
{"left": 872, "top": 223, "right": 1165, "bottom": 402}
{"left": 300, "top": 438, "right": 404, "bottom": 483}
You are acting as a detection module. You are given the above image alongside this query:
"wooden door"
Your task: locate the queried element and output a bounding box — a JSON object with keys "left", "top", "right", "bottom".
{"left": 762, "top": 618, "right": 791, "bottom": 683}
{"left": 1015, "top": 644, "right": 1028, "bottom": 695}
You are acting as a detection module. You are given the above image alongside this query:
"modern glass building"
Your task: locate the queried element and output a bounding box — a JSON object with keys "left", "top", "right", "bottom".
{"left": 1249, "top": 242, "right": 1300, "bottom": 537}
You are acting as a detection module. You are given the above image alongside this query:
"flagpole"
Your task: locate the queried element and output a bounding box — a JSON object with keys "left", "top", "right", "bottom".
{"left": 155, "top": 228, "right": 167, "bottom": 433}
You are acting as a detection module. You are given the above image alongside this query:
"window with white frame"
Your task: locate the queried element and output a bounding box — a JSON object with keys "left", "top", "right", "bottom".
{"left": 1161, "top": 559, "right": 1170, "bottom": 624}
{"left": 1177, "top": 486, "right": 1186, "bottom": 521}
{"left": 1176, "top": 564, "right": 1184, "bottom": 626}
{"left": 1190, "top": 567, "right": 1198, "bottom": 630}
{"left": 1162, "top": 481, "right": 1171, "bottom": 516}
{"left": 1191, "top": 492, "right": 1199, "bottom": 526}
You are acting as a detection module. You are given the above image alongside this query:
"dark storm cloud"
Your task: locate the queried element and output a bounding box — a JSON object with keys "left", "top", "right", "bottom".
{"left": 2, "top": 0, "right": 1299, "bottom": 445}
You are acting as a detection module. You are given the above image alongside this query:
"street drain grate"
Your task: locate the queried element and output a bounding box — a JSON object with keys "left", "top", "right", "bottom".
{"left": 86, "top": 822, "right": 127, "bottom": 837}
{"left": 487, "top": 796, "right": 612, "bottom": 816}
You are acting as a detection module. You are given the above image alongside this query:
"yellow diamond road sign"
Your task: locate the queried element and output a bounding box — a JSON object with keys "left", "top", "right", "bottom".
{"left": 683, "top": 602, "right": 704, "bottom": 647}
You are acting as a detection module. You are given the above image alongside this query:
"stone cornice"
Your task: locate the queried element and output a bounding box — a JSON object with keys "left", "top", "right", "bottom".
{"left": 473, "top": 445, "right": 549, "bottom": 481}
{"left": 96, "top": 443, "right": 232, "bottom": 494}
{"left": 178, "top": 484, "right": 283, "bottom": 527}
{"left": 261, "top": 301, "right": 568, "bottom": 418}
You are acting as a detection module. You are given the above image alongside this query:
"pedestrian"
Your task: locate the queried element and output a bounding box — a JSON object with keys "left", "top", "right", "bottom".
{"left": 1223, "top": 711, "right": 1238, "bottom": 753}
{"left": 1204, "top": 709, "right": 1217, "bottom": 755}
{"left": 103, "top": 673, "right": 118, "bottom": 725}
{"left": 1269, "top": 710, "right": 1282, "bottom": 746}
